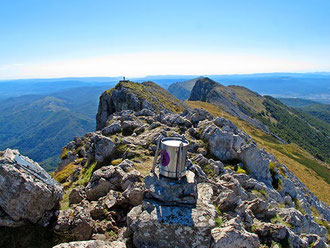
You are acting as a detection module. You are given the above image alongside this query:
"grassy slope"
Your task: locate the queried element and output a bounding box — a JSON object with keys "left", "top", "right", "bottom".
{"left": 204, "top": 83, "right": 330, "bottom": 162}
{"left": 186, "top": 101, "right": 330, "bottom": 205}
{"left": 257, "top": 97, "right": 330, "bottom": 162}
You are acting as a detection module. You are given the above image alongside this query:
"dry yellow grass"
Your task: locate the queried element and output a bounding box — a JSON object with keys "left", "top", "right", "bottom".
{"left": 134, "top": 156, "right": 153, "bottom": 176}
{"left": 54, "top": 161, "right": 77, "bottom": 183}
{"left": 186, "top": 101, "right": 330, "bottom": 204}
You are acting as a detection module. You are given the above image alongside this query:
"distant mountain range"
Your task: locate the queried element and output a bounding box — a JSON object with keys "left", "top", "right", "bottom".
{"left": 173, "top": 77, "right": 330, "bottom": 162}
{"left": 168, "top": 73, "right": 330, "bottom": 104}
{"left": 0, "top": 73, "right": 329, "bottom": 170}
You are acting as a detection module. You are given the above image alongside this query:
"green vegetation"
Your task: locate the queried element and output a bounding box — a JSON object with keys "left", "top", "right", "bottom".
{"left": 224, "top": 163, "right": 248, "bottom": 175}
{"left": 277, "top": 98, "right": 321, "bottom": 108}
{"left": 297, "top": 104, "right": 330, "bottom": 124}
{"left": 214, "top": 205, "right": 223, "bottom": 227}
{"left": 215, "top": 216, "right": 223, "bottom": 227}
{"left": 256, "top": 96, "right": 330, "bottom": 162}
{"left": 266, "top": 141, "right": 330, "bottom": 184}
{"left": 236, "top": 165, "right": 247, "bottom": 174}
{"left": 293, "top": 198, "right": 306, "bottom": 215}
{"left": 111, "top": 158, "right": 123, "bottom": 165}
{"left": 58, "top": 160, "right": 98, "bottom": 210}
{"left": 310, "top": 206, "right": 330, "bottom": 242}
{"left": 200, "top": 163, "right": 216, "bottom": 177}
{"left": 54, "top": 162, "right": 77, "bottom": 183}
{"left": 278, "top": 98, "right": 330, "bottom": 124}
{"left": 0, "top": 91, "right": 99, "bottom": 171}
{"left": 107, "top": 230, "right": 117, "bottom": 240}
{"left": 252, "top": 189, "right": 269, "bottom": 199}
{"left": 270, "top": 214, "right": 293, "bottom": 228}
{"left": 60, "top": 148, "right": 69, "bottom": 160}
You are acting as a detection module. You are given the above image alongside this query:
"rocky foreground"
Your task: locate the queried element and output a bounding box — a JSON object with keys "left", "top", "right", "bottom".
{"left": 0, "top": 80, "right": 329, "bottom": 248}
{"left": 54, "top": 104, "right": 329, "bottom": 246}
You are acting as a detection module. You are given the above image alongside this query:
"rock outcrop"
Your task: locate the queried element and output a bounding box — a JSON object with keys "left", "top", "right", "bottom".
{"left": 96, "top": 80, "right": 185, "bottom": 130}
{"left": 0, "top": 149, "right": 63, "bottom": 227}
{"left": 188, "top": 77, "right": 219, "bottom": 102}
{"left": 51, "top": 80, "right": 329, "bottom": 247}
{"left": 188, "top": 77, "right": 270, "bottom": 134}
{"left": 53, "top": 240, "right": 126, "bottom": 248}
{"left": 128, "top": 180, "right": 217, "bottom": 248}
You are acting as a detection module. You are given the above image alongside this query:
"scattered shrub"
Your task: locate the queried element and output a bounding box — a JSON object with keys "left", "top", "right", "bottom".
{"left": 54, "top": 162, "right": 76, "bottom": 183}
{"left": 60, "top": 148, "right": 69, "bottom": 160}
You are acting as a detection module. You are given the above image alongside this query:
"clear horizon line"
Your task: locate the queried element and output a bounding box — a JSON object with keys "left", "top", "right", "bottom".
{"left": 1, "top": 71, "right": 330, "bottom": 81}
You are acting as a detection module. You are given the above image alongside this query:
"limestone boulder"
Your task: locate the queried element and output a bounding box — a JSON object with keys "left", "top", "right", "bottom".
{"left": 85, "top": 166, "right": 125, "bottom": 201}
{"left": 0, "top": 149, "right": 62, "bottom": 226}
{"left": 102, "top": 121, "right": 121, "bottom": 136}
{"left": 144, "top": 170, "right": 197, "bottom": 205}
{"left": 211, "top": 218, "right": 260, "bottom": 248}
{"left": 128, "top": 183, "right": 217, "bottom": 248}
{"left": 69, "top": 186, "right": 86, "bottom": 205}
{"left": 92, "top": 134, "right": 115, "bottom": 163}
{"left": 53, "top": 240, "right": 126, "bottom": 248}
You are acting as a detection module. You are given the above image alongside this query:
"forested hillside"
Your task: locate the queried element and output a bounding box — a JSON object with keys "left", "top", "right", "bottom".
{"left": 0, "top": 85, "right": 111, "bottom": 170}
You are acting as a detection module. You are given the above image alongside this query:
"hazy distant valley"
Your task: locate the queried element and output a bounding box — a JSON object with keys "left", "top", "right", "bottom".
{"left": 0, "top": 73, "right": 329, "bottom": 171}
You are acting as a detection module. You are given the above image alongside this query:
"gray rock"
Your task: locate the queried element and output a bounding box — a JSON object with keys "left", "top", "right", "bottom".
{"left": 92, "top": 134, "right": 115, "bottom": 163}
{"left": 102, "top": 121, "right": 121, "bottom": 136}
{"left": 211, "top": 217, "right": 260, "bottom": 248}
{"left": 301, "top": 234, "right": 327, "bottom": 248}
{"left": 128, "top": 183, "right": 217, "bottom": 248}
{"left": 85, "top": 166, "right": 125, "bottom": 201}
{"left": 144, "top": 170, "right": 197, "bottom": 205}
{"left": 121, "top": 169, "right": 142, "bottom": 191}
{"left": 135, "top": 109, "right": 154, "bottom": 116}
{"left": 192, "top": 154, "right": 209, "bottom": 167}
{"left": 69, "top": 186, "right": 86, "bottom": 205}
{"left": 135, "top": 125, "right": 146, "bottom": 135}
{"left": 252, "top": 222, "right": 288, "bottom": 242}
{"left": 0, "top": 149, "right": 63, "bottom": 225}
{"left": 122, "top": 182, "right": 145, "bottom": 206}
{"left": 150, "top": 121, "right": 161, "bottom": 129}
{"left": 122, "top": 120, "right": 140, "bottom": 135}
{"left": 53, "top": 240, "right": 126, "bottom": 248}
{"left": 214, "top": 117, "right": 238, "bottom": 134}
{"left": 277, "top": 208, "right": 309, "bottom": 234}
{"left": 55, "top": 203, "right": 94, "bottom": 241}
{"left": 279, "top": 178, "right": 297, "bottom": 199}
{"left": 0, "top": 207, "right": 26, "bottom": 227}
{"left": 215, "top": 188, "right": 240, "bottom": 212}
{"left": 118, "top": 159, "right": 134, "bottom": 172}
{"left": 208, "top": 159, "right": 224, "bottom": 175}
{"left": 245, "top": 198, "right": 269, "bottom": 219}
{"left": 201, "top": 123, "right": 272, "bottom": 186}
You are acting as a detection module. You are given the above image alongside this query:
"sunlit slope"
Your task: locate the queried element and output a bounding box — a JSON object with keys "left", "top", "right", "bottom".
{"left": 186, "top": 101, "right": 330, "bottom": 205}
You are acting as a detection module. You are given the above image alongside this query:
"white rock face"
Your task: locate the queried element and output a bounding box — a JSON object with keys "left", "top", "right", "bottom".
{"left": 201, "top": 123, "right": 273, "bottom": 186}
{"left": 53, "top": 240, "right": 126, "bottom": 248}
{"left": 0, "top": 149, "right": 63, "bottom": 226}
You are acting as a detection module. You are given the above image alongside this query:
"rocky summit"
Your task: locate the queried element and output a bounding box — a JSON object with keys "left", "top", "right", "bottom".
{"left": 1, "top": 80, "right": 329, "bottom": 248}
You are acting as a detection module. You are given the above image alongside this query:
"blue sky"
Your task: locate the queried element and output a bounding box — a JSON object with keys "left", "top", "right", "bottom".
{"left": 0, "top": 0, "right": 329, "bottom": 79}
